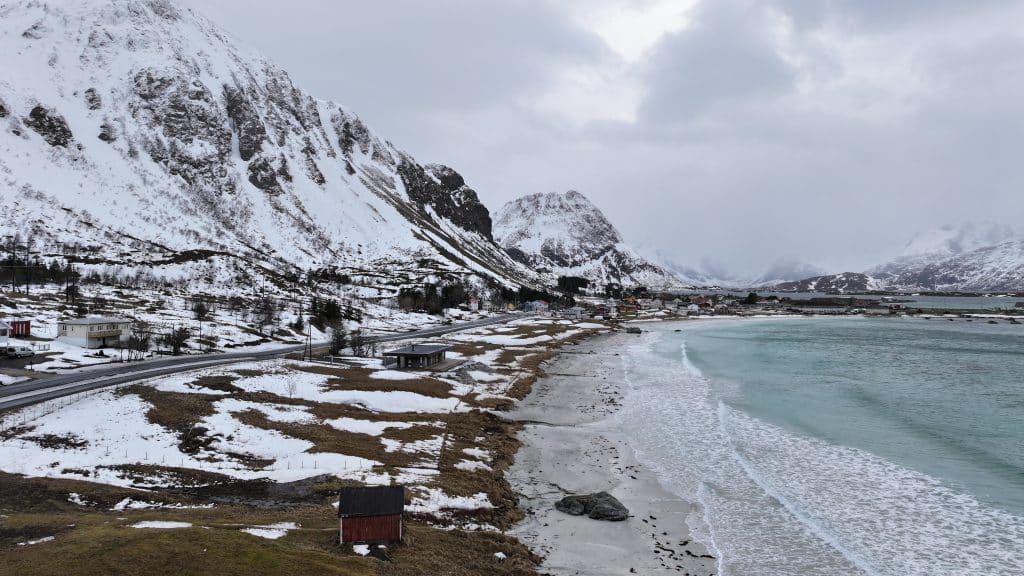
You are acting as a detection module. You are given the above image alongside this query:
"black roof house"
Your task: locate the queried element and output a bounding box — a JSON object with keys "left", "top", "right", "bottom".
{"left": 337, "top": 486, "right": 405, "bottom": 518}
{"left": 381, "top": 343, "right": 452, "bottom": 369}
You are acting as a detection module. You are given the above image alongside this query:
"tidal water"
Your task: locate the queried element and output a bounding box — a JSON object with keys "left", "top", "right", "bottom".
{"left": 617, "top": 317, "right": 1024, "bottom": 575}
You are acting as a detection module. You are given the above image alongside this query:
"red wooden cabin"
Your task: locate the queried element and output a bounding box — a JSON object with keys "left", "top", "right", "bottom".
{"left": 338, "top": 486, "right": 404, "bottom": 544}
{"left": 10, "top": 320, "right": 30, "bottom": 337}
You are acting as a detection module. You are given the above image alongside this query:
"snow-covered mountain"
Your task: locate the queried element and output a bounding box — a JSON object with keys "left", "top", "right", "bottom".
{"left": 897, "top": 221, "right": 1017, "bottom": 261}
{"left": 637, "top": 249, "right": 825, "bottom": 289}
{"left": 632, "top": 249, "right": 732, "bottom": 287}
{"left": 868, "top": 222, "right": 1024, "bottom": 291}
{"left": 0, "top": 0, "right": 537, "bottom": 296}
{"left": 773, "top": 272, "right": 882, "bottom": 293}
{"left": 493, "top": 191, "right": 680, "bottom": 288}
{"left": 869, "top": 240, "right": 1024, "bottom": 292}
{"left": 775, "top": 223, "right": 1024, "bottom": 292}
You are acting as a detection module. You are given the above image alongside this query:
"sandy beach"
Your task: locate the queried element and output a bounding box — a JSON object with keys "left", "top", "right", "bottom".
{"left": 508, "top": 332, "right": 717, "bottom": 575}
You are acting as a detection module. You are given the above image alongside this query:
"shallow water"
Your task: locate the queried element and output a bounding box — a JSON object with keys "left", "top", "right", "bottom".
{"left": 617, "top": 317, "right": 1024, "bottom": 576}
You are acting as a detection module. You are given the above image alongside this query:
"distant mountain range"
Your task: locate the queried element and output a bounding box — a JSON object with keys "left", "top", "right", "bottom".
{"left": 776, "top": 222, "right": 1024, "bottom": 293}
{"left": 638, "top": 249, "right": 826, "bottom": 289}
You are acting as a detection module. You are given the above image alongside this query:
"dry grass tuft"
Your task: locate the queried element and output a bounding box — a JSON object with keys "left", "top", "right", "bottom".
{"left": 119, "top": 385, "right": 219, "bottom": 453}
{"left": 320, "top": 368, "right": 453, "bottom": 398}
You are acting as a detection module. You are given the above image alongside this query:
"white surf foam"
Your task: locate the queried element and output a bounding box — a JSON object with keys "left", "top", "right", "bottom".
{"left": 619, "top": 324, "right": 1024, "bottom": 576}
{"left": 720, "top": 402, "right": 1024, "bottom": 576}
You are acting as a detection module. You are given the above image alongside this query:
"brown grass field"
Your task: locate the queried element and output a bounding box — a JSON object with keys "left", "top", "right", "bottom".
{"left": 0, "top": 318, "right": 608, "bottom": 575}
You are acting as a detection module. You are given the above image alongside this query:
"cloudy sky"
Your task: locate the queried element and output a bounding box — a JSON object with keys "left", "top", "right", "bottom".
{"left": 185, "top": 0, "right": 1024, "bottom": 280}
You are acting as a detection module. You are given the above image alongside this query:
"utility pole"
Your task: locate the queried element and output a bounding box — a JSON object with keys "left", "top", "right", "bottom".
{"left": 305, "top": 319, "right": 312, "bottom": 361}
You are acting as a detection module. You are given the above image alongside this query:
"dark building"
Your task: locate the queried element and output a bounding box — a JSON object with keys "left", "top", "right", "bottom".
{"left": 338, "top": 486, "right": 405, "bottom": 544}
{"left": 381, "top": 343, "right": 451, "bottom": 369}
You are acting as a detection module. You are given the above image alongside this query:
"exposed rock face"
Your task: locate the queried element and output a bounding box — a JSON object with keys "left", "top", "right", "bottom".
{"left": 494, "top": 191, "right": 680, "bottom": 287}
{"left": 84, "top": 87, "right": 102, "bottom": 110}
{"left": 0, "top": 99, "right": 10, "bottom": 118}
{"left": 396, "top": 161, "right": 494, "bottom": 240}
{"left": 555, "top": 492, "right": 629, "bottom": 521}
{"left": 23, "top": 105, "right": 73, "bottom": 147}
{"left": 98, "top": 121, "right": 115, "bottom": 142}
{"left": 224, "top": 84, "right": 266, "bottom": 162}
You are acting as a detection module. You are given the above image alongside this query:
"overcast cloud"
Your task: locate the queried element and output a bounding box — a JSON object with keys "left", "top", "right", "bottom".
{"left": 185, "top": 0, "right": 1024, "bottom": 279}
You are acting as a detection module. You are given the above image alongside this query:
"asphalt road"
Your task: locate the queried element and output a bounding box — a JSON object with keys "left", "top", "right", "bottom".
{"left": 0, "top": 313, "right": 521, "bottom": 412}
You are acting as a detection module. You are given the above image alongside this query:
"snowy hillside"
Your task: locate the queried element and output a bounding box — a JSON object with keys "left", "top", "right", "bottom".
{"left": 898, "top": 221, "right": 1018, "bottom": 260}
{"left": 775, "top": 222, "right": 1024, "bottom": 293}
{"left": 867, "top": 222, "right": 1024, "bottom": 291}
{"left": 870, "top": 240, "right": 1024, "bottom": 292}
{"left": 0, "top": 0, "right": 536, "bottom": 298}
{"left": 493, "top": 191, "right": 680, "bottom": 288}
{"left": 773, "top": 272, "right": 883, "bottom": 293}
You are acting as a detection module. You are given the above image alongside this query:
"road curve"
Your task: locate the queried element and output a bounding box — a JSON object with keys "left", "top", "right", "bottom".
{"left": 0, "top": 313, "right": 522, "bottom": 413}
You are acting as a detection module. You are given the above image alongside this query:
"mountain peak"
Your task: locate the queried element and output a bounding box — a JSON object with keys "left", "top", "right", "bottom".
{"left": 493, "top": 190, "right": 677, "bottom": 287}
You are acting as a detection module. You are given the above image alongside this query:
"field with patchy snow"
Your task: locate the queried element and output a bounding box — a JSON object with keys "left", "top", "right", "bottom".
{"left": 0, "top": 314, "right": 606, "bottom": 575}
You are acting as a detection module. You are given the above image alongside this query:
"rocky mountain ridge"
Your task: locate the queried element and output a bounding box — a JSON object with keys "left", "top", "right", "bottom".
{"left": 0, "top": 0, "right": 537, "bottom": 298}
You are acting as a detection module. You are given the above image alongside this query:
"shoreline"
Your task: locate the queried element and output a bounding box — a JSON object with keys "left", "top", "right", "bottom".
{"left": 507, "top": 330, "right": 716, "bottom": 575}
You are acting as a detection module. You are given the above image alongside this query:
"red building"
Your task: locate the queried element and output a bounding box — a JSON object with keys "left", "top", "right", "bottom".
{"left": 9, "top": 320, "right": 30, "bottom": 337}
{"left": 338, "top": 486, "right": 404, "bottom": 544}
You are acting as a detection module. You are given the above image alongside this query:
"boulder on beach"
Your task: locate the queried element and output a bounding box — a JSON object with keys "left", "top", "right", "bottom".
{"left": 555, "top": 491, "right": 629, "bottom": 521}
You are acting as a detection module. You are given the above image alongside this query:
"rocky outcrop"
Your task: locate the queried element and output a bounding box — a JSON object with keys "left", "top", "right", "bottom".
{"left": 555, "top": 492, "right": 629, "bottom": 521}
{"left": 98, "top": 121, "right": 116, "bottom": 142}
{"left": 84, "top": 87, "right": 102, "bottom": 110}
{"left": 224, "top": 85, "right": 266, "bottom": 162}
{"left": 398, "top": 160, "right": 494, "bottom": 239}
{"left": 23, "top": 105, "right": 73, "bottom": 147}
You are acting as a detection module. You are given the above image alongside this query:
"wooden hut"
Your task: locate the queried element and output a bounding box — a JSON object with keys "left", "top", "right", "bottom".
{"left": 338, "top": 486, "right": 405, "bottom": 544}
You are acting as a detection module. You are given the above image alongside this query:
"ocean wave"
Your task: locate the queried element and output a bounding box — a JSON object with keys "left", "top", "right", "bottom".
{"left": 720, "top": 402, "right": 1024, "bottom": 576}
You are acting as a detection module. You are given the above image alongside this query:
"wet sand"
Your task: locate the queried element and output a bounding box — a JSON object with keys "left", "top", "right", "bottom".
{"left": 508, "top": 332, "right": 717, "bottom": 575}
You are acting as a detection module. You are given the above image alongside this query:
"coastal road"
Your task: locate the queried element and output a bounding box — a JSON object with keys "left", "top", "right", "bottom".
{"left": 0, "top": 313, "right": 522, "bottom": 413}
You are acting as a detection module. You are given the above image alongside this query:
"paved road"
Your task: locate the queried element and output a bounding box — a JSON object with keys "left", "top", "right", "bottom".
{"left": 0, "top": 313, "right": 521, "bottom": 412}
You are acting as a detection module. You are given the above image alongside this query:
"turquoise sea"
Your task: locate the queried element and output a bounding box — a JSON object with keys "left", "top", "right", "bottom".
{"left": 617, "top": 317, "right": 1024, "bottom": 575}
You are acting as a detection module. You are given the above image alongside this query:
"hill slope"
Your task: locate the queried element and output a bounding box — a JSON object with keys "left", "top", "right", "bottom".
{"left": 0, "top": 0, "right": 535, "bottom": 296}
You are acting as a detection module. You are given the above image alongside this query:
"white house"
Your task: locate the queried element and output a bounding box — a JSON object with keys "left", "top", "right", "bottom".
{"left": 57, "top": 317, "right": 132, "bottom": 349}
{"left": 0, "top": 320, "right": 9, "bottom": 346}
{"left": 524, "top": 300, "right": 549, "bottom": 313}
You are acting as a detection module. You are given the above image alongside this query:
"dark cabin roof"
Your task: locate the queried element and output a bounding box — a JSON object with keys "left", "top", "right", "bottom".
{"left": 381, "top": 344, "right": 451, "bottom": 357}
{"left": 338, "top": 486, "right": 405, "bottom": 517}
